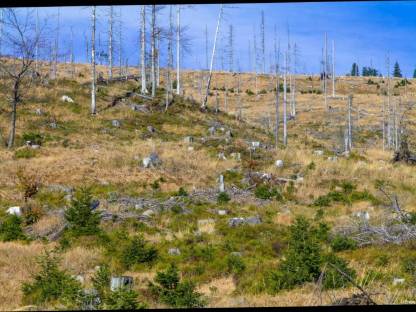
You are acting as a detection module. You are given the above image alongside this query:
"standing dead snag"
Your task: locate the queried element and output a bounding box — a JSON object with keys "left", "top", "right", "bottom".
{"left": 91, "top": 6, "right": 96, "bottom": 115}
{"left": 140, "top": 5, "right": 148, "bottom": 94}
{"left": 150, "top": 5, "right": 156, "bottom": 97}
{"left": 344, "top": 95, "right": 353, "bottom": 153}
{"left": 0, "top": 9, "right": 43, "bottom": 148}
{"left": 202, "top": 4, "right": 224, "bottom": 110}
{"left": 108, "top": 6, "right": 114, "bottom": 79}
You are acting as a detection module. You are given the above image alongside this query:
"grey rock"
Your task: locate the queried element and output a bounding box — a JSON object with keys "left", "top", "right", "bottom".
{"left": 218, "top": 152, "right": 227, "bottom": 160}
{"left": 30, "top": 144, "right": 41, "bottom": 149}
{"left": 230, "top": 252, "right": 242, "bottom": 257}
{"left": 225, "top": 130, "right": 233, "bottom": 138}
{"left": 47, "top": 184, "right": 74, "bottom": 194}
{"left": 208, "top": 126, "right": 216, "bottom": 136}
{"left": 142, "top": 152, "right": 161, "bottom": 168}
{"left": 314, "top": 150, "right": 324, "bottom": 156}
{"left": 168, "top": 248, "right": 181, "bottom": 255}
{"left": 217, "top": 209, "right": 228, "bottom": 216}
{"left": 35, "top": 108, "right": 43, "bottom": 115}
{"left": 184, "top": 136, "right": 194, "bottom": 144}
{"left": 112, "top": 120, "right": 121, "bottom": 128}
{"left": 246, "top": 216, "right": 262, "bottom": 225}
{"left": 147, "top": 125, "right": 156, "bottom": 133}
{"left": 228, "top": 217, "right": 246, "bottom": 227}
{"left": 131, "top": 104, "right": 150, "bottom": 113}
{"left": 110, "top": 276, "right": 133, "bottom": 292}
{"left": 393, "top": 278, "right": 405, "bottom": 286}
{"left": 275, "top": 160, "right": 284, "bottom": 167}
{"left": 142, "top": 209, "right": 155, "bottom": 218}
{"left": 49, "top": 122, "right": 57, "bottom": 129}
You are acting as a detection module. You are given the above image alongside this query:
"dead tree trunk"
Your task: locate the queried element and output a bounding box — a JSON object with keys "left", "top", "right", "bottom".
{"left": 140, "top": 5, "right": 148, "bottom": 94}
{"left": 201, "top": 4, "right": 224, "bottom": 109}
{"left": 151, "top": 5, "right": 156, "bottom": 97}
{"left": 283, "top": 51, "right": 288, "bottom": 146}
{"left": 108, "top": 6, "right": 114, "bottom": 79}
{"left": 91, "top": 6, "right": 97, "bottom": 115}
{"left": 176, "top": 5, "right": 181, "bottom": 95}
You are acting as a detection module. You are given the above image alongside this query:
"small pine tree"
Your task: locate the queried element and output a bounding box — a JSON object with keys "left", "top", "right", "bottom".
{"left": 393, "top": 61, "right": 402, "bottom": 78}
{"left": 0, "top": 214, "right": 26, "bottom": 241}
{"left": 22, "top": 251, "right": 83, "bottom": 307}
{"left": 149, "top": 264, "right": 205, "bottom": 308}
{"left": 64, "top": 187, "right": 101, "bottom": 236}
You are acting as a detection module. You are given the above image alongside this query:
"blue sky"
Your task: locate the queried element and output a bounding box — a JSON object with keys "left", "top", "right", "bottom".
{"left": 22, "top": 1, "right": 416, "bottom": 76}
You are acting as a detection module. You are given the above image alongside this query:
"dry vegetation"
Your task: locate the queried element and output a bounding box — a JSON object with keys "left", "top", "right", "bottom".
{"left": 1, "top": 62, "right": 416, "bottom": 309}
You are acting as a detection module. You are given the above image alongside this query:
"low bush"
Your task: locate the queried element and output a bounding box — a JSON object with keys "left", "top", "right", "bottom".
{"left": 103, "top": 288, "right": 146, "bottom": 310}
{"left": 330, "top": 234, "right": 357, "bottom": 252}
{"left": 245, "top": 89, "right": 254, "bottom": 96}
{"left": 0, "top": 214, "right": 26, "bottom": 241}
{"left": 22, "top": 251, "right": 83, "bottom": 308}
{"left": 64, "top": 187, "right": 101, "bottom": 236}
{"left": 217, "top": 192, "right": 231, "bottom": 204}
{"left": 14, "top": 148, "right": 37, "bottom": 159}
{"left": 401, "top": 255, "right": 416, "bottom": 276}
{"left": 22, "top": 132, "right": 43, "bottom": 145}
{"left": 149, "top": 264, "right": 205, "bottom": 308}
{"left": 174, "top": 187, "right": 188, "bottom": 197}
{"left": 226, "top": 254, "right": 246, "bottom": 275}
{"left": 254, "top": 184, "right": 282, "bottom": 201}
{"left": 120, "top": 235, "right": 158, "bottom": 269}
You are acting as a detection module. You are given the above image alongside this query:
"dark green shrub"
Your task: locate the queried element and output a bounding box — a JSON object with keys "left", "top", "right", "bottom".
{"left": 266, "top": 217, "right": 355, "bottom": 293}
{"left": 266, "top": 217, "right": 322, "bottom": 292}
{"left": 149, "top": 264, "right": 205, "bottom": 308}
{"left": 103, "top": 288, "right": 146, "bottom": 310}
{"left": 330, "top": 235, "right": 357, "bottom": 252}
{"left": 91, "top": 264, "right": 111, "bottom": 299}
{"left": 226, "top": 254, "right": 246, "bottom": 274}
{"left": 321, "top": 253, "right": 356, "bottom": 290}
{"left": 0, "top": 214, "right": 26, "bottom": 241}
{"left": 254, "top": 184, "right": 282, "bottom": 200}
{"left": 171, "top": 205, "right": 183, "bottom": 214}
{"left": 120, "top": 235, "right": 158, "bottom": 269}
{"left": 217, "top": 192, "right": 231, "bottom": 204}
{"left": 313, "top": 195, "right": 331, "bottom": 207}
{"left": 405, "top": 212, "right": 416, "bottom": 225}
{"left": 22, "top": 132, "right": 43, "bottom": 146}
{"left": 64, "top": 187, "right": 101, "bottom": 236}
{"left": 375, "top": 254, "right": 390, "bottom": 267}
{"left": 307, "top": 161, "right": 316, "bottom": 170}
{"left": 245, "top": 89, "right": 254, "bottom": 96}
{"left": 259, "top": 89, "right": 267, "bottom": 94}
{"left": 401, "top": 255, "right": 416, "bottom": 276}
{"left": 174, "top": 187, "right": 188, "bottom": 197}
{"left": 150, "top": 180, "right": 160, "bottom": 191}
{"left": 22, "top": 251, "right": 83, "bottom": 307}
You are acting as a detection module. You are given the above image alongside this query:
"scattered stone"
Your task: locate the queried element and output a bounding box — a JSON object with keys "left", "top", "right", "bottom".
{"left": 49, "top": 122, "right": 57, "bottom": 129}
{"left": 142, "top": 152, "right": 161, "bottom": 168}
{"left": 328, "top": 156, "right": 338, "bottom": 162}
{"left": 228, "top": 216, "right": 262, "bottom": 227}
{"left": 168, "top": 248, "right": 181, "bottom": 255}
{"left": 275, "top": 160, "right": 284, "bottom": 168}
{"left": 217, "top": 209, "right": 228, "bottom": 216}
{"left": 208, "top": 126, "right": 215, "bottom": 136}
{"left": 90, "top": 200, "right": 100, "bottom": 210}
{"left": 74, "top": 275, "right": 85, "bottom": 284}
{"left": 217, "top": 152, "right": 227, "bottom": 160}
{"left": 47, "top": 184, "right": 74, "bottom": 194}
{"left": 228, "top": 217, "right": 246, "bottom": 227}
{"left": 225, "top": 130, "right": 233, "bottom": 138}
{"left": 393, "top": 278, "right": 405, "bottom": 286}
{"left": 110, "top": 276, "right": 133, "bottom": 292}
{"left": 296, "top": 176, "right": 304, "bottom": 183}
{"left": 142, "top": 209, "right": 155, "bottom": 218}
{"left": 353, "top": 211, "right": 370, "bottom": 221}
{"left": 219, "top": 127, "right": 225, "bottom": 132}
{"left": 30, "top": 144, "right": 41, "bottom": 149}
{"left": 6, "top": 206, "right": 22, "bottom": 216}
{"left": 333, "top": 293, "right": 376, "bottom": 306}
{"left": 147, "top": 125, "right": 156, "bottom": 133}
{"left": 245, "top": 216, "right": 262, "bottom": 225}
{"left": 61, "top": 95, "right": 74, "bottom": 103}
{"left": 184, "top": 136, "right": 194, "bottom": 144}
{"left": 251, "top": 141, "right": 260, "bottom": 149}
{"left": 230, "top": 252, "right": 242, "bottom": 257}
{"left": 314, "top": 150, "right": 324, "bottom": 156}
{"left": 188, "top": 146, "right": 194, "bottom": 151}
{"left": 131, "top": 104, "right": 149, "bottom": 113}
{"left": 35, "top": 108, "right": 43, "bottom": 115}
{"left": 111, "top": 120, "right": 121, "bottom": 128}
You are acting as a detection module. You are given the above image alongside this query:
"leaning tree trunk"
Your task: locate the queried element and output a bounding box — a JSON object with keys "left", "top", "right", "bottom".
{"left": 202, "top": 4, "right": 224, "bottom": 109}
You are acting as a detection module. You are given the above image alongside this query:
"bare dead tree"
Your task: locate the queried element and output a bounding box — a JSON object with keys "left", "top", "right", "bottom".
{"left": 91, "top": 6, "right": 96, "bottom": 115}
{"left": 52, "top": 7, "right": 60, "bottom": 79}
{"left": 260, "top": 10, "right": 265, "bottom": 74}
{"left": 202, "top": 4, "right": 224, "bottom": 109}
{"left": 151, "top": 5, "right": 156, "bottom": 97}
{"left": 274, "top": 25, "right": 280, "bottom": 149}
{"left": 140, "top": 5, "right": 148, "bottom": 94}
{"left": 108, "top": 6, "right": 114, "bottom": 79}
{"left": 0, "top": 8, "right": 44, "bottom": 148}
{"left": 283, "top": 49, "right": 288, "bottom": 146}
